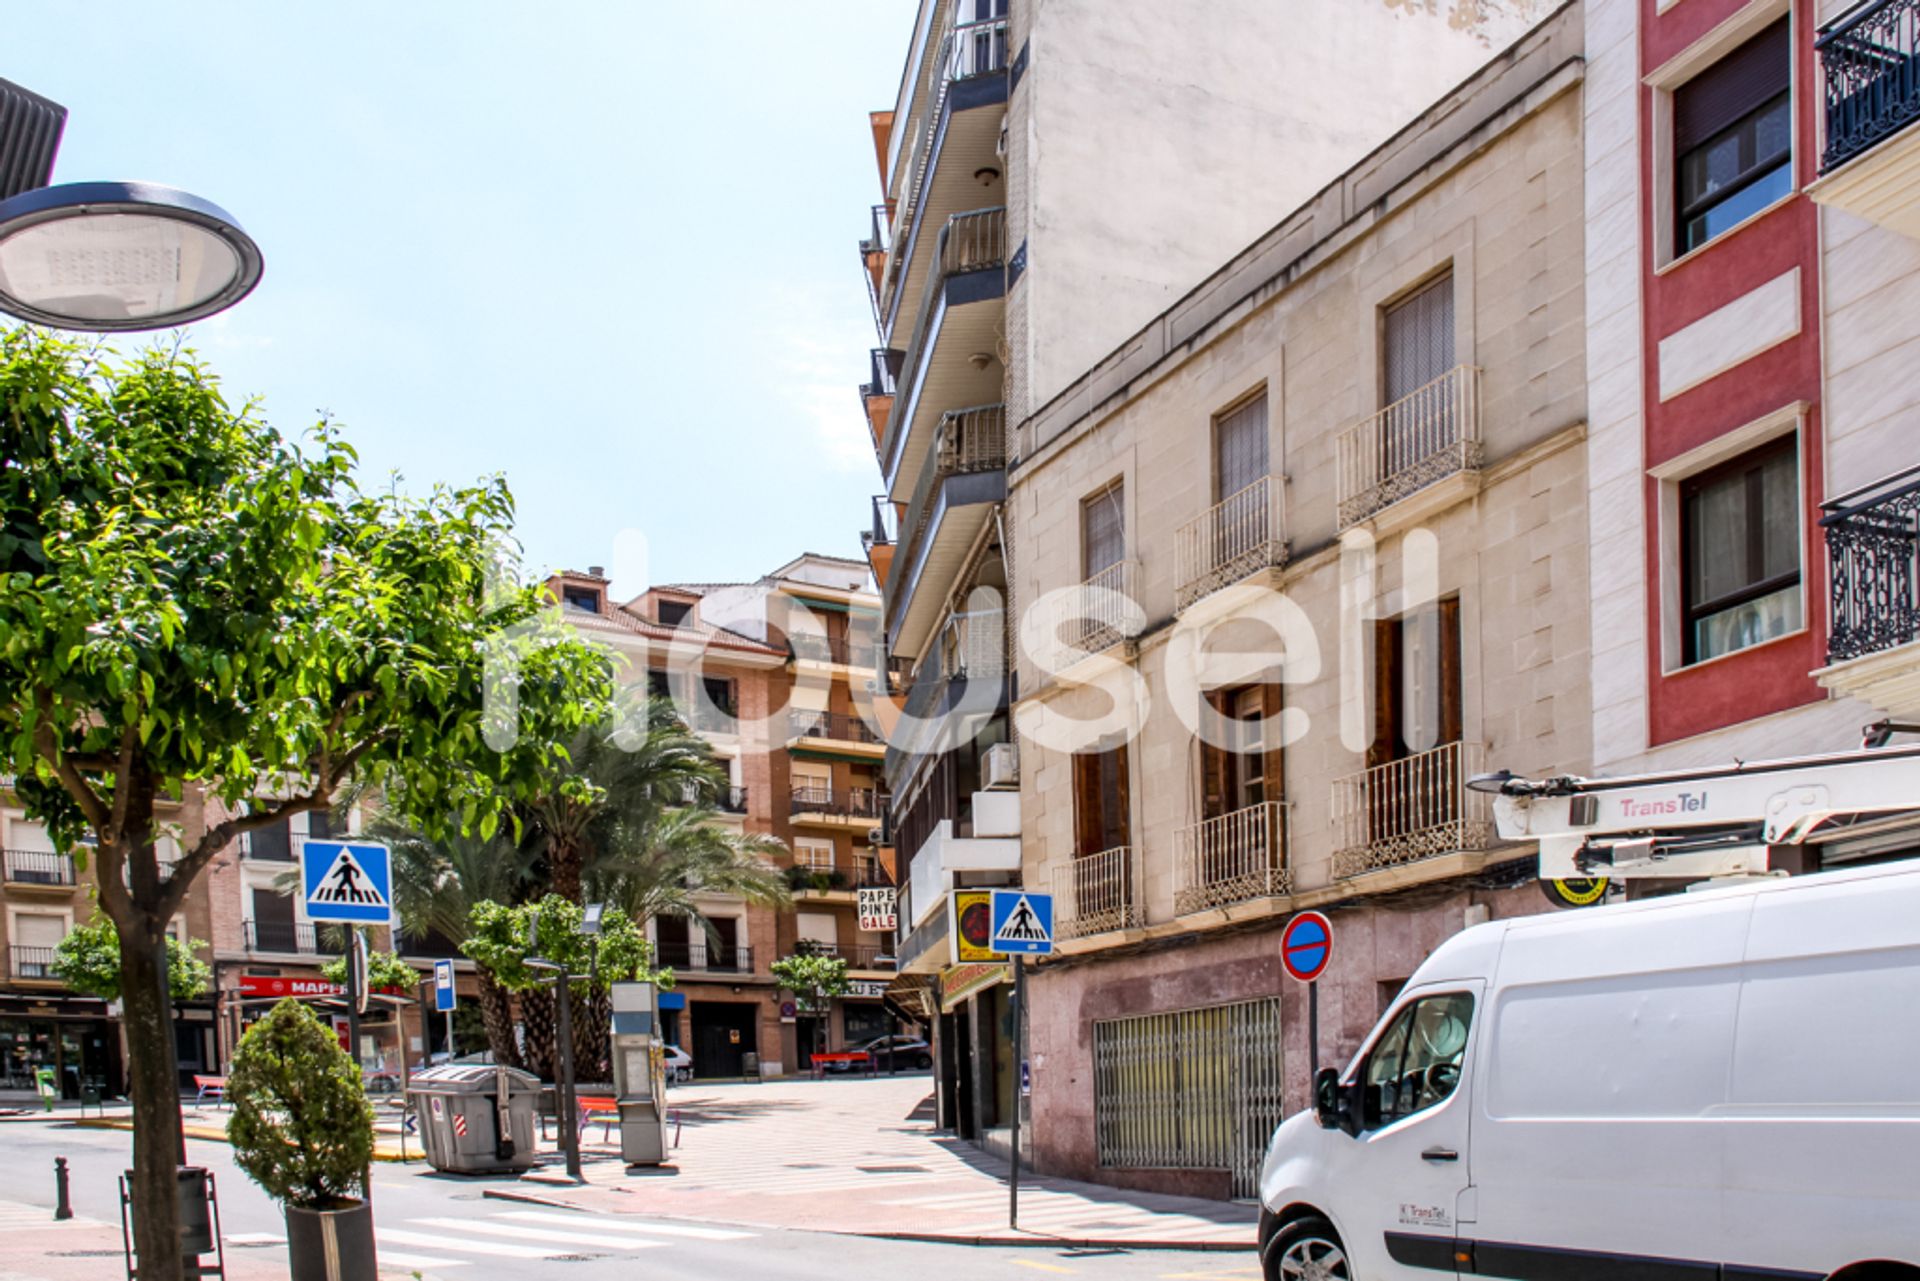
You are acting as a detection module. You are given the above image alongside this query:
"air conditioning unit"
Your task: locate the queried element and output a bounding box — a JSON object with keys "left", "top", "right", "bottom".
{"left": 982, "top": 742, "right": 1019, "bottom": 791}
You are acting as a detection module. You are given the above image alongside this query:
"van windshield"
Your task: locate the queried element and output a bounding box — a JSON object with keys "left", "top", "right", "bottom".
{"left": 1362, "top": 991, "right": 1475, "bottom": 1128}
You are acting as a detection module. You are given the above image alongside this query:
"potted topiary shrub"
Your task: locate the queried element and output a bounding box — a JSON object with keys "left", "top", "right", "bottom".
{"left": 227, "top": 998, "right": 377, "bottom": 1281}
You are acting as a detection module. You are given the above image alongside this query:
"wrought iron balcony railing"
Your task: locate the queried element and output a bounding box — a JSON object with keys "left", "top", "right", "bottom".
{"left": 884, "top": 208, "right": 1008, "bottom": 462}
{"left": 790, "top": 631, "right": 880, "bottom": 670}
{"left": 1822, "top": 464, "right": 1920, "bottom": 662}
{"left": 790, "top": 711, "right": 883, "bottom": 745}
{"left": 861, "top": 347, "right": 900, "bottom": 404}
{"left": 2, "top": 849, "right": 76, "bottom": 887}
{"left": 8, "top": 945, "right": 58, "bottom": 981}
{"left": 938, "top": 608, "right": 1006, "bottom": 681}
{"left": 1053, "top": 846, "right": 1143, "bottom": 940}
{"left": 1818, "top": 0, "right": 1920, "bottom": 173}
{"left": 1335, "top": 365, "right": 1483, "bottom": 529}
{"left": 718, "top": 785, "right": 750, "bottom": 814}
{"left": 1330, "top": 741, "right": 1493, "bottom": 879}
{"left": 1075, "top": 560, "right": 1140, "bottom": 654}
{"left": 1173, "top": 801, "right": 1291, "bottom": 916}
{"left": 654, "top": 941, "right": 754, "bottom": 973}
{"left": 890, "top": 403, "right": 1008, "bottom": 613}
{"left": 1175, "top": 476, "right": 1288, "bottom": 611}
{"left": 789, "top": 787, "right": 886, "bottom": 820}
{"left": 244, "top": 920, "right": 344, "bottom": 955}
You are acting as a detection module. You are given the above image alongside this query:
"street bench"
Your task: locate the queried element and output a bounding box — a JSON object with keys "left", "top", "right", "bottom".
{"left": 809, "top": 1051, "right": 871, "bottom": 1078}
{"left": 192, "top": 1075, "right": 227, "bottom": 1108}
{"left": 576, "top": 1093, "right": 619, "bottom": 1143}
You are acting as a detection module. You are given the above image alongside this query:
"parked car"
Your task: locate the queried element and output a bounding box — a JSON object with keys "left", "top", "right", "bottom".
{"left": 851, "top": 1034, "right": 931, "bottom": 1071}
{"left": 662, "top": 1044, "right": 693, "bottom": 1083}
{"left": 1258, "top": 860, "right": 1920, "bottom": 1281}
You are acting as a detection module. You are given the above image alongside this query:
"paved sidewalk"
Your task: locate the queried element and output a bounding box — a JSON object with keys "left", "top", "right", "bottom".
{"left": 0, "top": 1198, "right": 422, "bottom": 1281}
{"left": 488, "top": 1076, "right": 1258, "bottom": 1249}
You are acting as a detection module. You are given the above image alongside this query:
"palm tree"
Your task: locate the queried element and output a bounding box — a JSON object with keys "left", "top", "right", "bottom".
{"left": 374, "top": 816, "right": 534, "bottom": 1068}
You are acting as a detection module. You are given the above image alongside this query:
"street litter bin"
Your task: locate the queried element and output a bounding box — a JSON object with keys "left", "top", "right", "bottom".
{"left": 741, "top": 1051, "right": 759, "bottom": 1079}
{"left": 407, "top": 1064, "right": 541, "bottom": 1174}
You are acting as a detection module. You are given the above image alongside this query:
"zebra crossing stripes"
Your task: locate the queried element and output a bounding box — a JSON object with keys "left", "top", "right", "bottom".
{"left": 366, "top": 1206, "right": 760, "bottom": 1269}
{"left": 409, "top": 1216, "right": 669, "bottom": 1252}
{"left": 0, "top": 1199, "right": 101, "bottom": 1228}
{"left": 496, "top": 1209, "right": 753, "bottom": 1241}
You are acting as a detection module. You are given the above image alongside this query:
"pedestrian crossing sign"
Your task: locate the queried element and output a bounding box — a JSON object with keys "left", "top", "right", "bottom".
{"left": 989, "top": 890, "right": 1054, "bottom": 955}
{"left": 302, "top": 840, "right": 393, "bottom": 924}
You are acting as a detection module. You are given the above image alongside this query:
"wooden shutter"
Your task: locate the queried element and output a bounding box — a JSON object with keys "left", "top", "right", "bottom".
{"left": 1673, "top": 18, "right": 1789, "bottom": 151}
{"left": 1438, "top": 596, "right": 1463, "bottom": 747}
{"left": 1215, "top": 395, "right": 1269, "bottom": 502}
{"left": 1261, "top": 683, "right": 1286, "bottom": 805}
{"left": 1384, "top": 274, "right": 1455, "bottom": 404}
{"left": 1107, "top": 743, "right": 1132, "bottom": 849}
{"left": 1074, "top": 753, "right": 1102, "bottom": 856}
{"left": 1200, "top": 690, "right": 1231, "bottom": 819}
{"left": 1370, "top": 619, "right": 1401, "bottom": 768}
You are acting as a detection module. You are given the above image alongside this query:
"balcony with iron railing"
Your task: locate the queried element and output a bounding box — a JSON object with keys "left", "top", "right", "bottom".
{"left": 1053, "top": 846, "right": 1143, "bottom": 941}
{"left": 789, "top": 710, "right": 884, "bottom": 748}
{"left": 1812, "top": 0, "right": 1920, "bottom": 236}
{"left": 790, "top": 631, "right": 880, "bottom": 671}
{"left": 938, "top": 607, "right": 1006, "bottom": 682}
{"left": 653, "top": 940, "right": 754, "bottom": 974}
{"left": 789, "top": 786, "right": 887, "bottom": 822}
{"left": 1074, "top": 560, "right": 1141, "bottom": 656}
{"left": 1175, "top": 476, "right": 1289, "bottom": 612}
{"left": 1330, "top": 741, "right": 1493, "bottom": 879}
{"left": 1335, "top": 365, "right": 1482, "bottom": 530}
{"left": 8, "top": 945, "right": 58, "bottom": 982}
{"left": 244, "top": 920, "right": 345, "bottom": 956}
{"left": 1815, "top": 464, "right": 1920, "bottom": 713}
{"left": 718, "top": 785, "right": 750, "bottom": 815}
{"left": 879, "top": 8, "right": 1011, "bottom": 338}
{"left": 860, "top": 203, "right": 893, "bottom": 337}
{"left": 2, "top": 849, "right": 76, "bottom": 888}
{"left": 1173, "top": 801, "right": 1292, "bottom": 916}
{"left": 885, "top": 403, "right": 1007, "bottom": 632}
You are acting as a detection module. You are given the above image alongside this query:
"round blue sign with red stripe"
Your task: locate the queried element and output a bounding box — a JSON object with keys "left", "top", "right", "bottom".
{"left": 1281, "top": 910, "right": 1333, "bottom": 983}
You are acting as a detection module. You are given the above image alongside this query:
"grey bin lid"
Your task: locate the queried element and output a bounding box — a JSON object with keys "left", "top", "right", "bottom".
{"left": 405, "top": 1064, "right": 542, "bottom": 1094}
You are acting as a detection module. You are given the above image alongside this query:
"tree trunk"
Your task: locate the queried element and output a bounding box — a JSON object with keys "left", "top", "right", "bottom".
{"left": 520, "top": 985, "right": 556, "bottom": 1082}
{"left": 548, "top": 833, "right": 583, "bottom": 905}
{"left": 575, "top": 985, "right": 608, "bottom": 1084}
{"left": 119, "top": 914, "right": 185, "bottom": 1281}
{"left": 475, "top": 968, "right": 522, "bottom": 1069}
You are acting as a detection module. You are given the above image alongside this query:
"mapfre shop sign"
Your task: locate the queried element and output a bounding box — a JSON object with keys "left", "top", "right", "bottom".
{"left": 857, "top": 886, "right": 897, "bottom": 933}
{"left": 237, "top": 976, "right": 344, "bottom": 999}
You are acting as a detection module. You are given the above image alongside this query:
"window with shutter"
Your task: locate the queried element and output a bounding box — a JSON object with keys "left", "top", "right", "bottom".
{"left": 1673, "top": 19, "right": 1791, "bottom": 253}
{"left": 1072, "top": 746, "right": 1130, "bottom": 855}
{"left": 1082, "top": 484, "right": 1125, "bottom": 578}
{"left": 1384, "top": 274, "right": 1454, "bottom": 407}
{"left": 1371, "top": 598, "right": 1463, "bottom": 764}
{"left": 1215, "top": 394, "right": 1268, "bottom": 502}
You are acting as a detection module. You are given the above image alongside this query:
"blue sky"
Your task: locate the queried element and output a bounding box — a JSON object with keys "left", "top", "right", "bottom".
{"left": 11, "top": 3, "right": 910, "bottom": 599}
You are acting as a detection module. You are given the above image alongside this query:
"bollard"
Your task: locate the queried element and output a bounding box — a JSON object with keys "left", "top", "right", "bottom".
{"left": 53, "top": 1157, "right": 71, "bottom": 1220}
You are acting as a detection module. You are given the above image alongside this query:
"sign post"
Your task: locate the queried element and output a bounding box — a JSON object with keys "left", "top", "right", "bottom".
{"left": 987, "top": 889, "right": 1053, "bottom": 1233}
{"left": 1281, "top": 911, "right": 1334, "bottom": 1079}
{"left": 301, "top": 839, "right": 393, "bottom": 1078}
{"left": 434, "top": 959, "right": 457, "bottom": 1060}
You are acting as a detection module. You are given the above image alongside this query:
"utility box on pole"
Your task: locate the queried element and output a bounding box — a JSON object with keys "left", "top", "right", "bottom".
{"left": 609, "top": 982, "right": 667, "bottom": 1166}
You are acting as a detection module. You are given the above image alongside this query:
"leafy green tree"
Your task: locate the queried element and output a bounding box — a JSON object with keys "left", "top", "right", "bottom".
{"left": 318, "top": 946, "right": 421, "bottom": 992}
{"left": 227, "top": 999, "right": 374, "bottom": 1210}
{"left": 51, "top": 914, "right": 211, "bottom": 1002}
{"left": 771, "top": 945, "right": 850, "bottom": 1063}
{"left": 0, "top": 333, "right": 607, "bottom": 1280}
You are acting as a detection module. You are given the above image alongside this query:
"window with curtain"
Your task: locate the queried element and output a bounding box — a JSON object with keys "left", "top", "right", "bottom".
{"left": 1384, "top": 273, "right": 1455, "bottom": 406}
{"left": 1215, "top": 394, "right": 1268, "bottom": 502}
{"left": 1681, "top": 436, "right": 1801, "bottom": 664}
{"left": 1674, "top": 19, "right": 1791, "bottom": 254}
{"left": 1082, "top": 483, "right": 1125, "bottom": 579}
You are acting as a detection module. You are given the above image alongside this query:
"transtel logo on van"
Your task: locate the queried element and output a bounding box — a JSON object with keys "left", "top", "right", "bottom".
{"left": 1617, "top": 791, "right": 1708, "bottom": 819}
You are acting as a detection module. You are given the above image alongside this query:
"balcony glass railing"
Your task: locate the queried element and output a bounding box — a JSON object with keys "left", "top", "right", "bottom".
{"left": 1822, "top": 464, "right": 1920, "bottom": 663}
{"left": 1330, "top": 741, "right": 1492, "bottom": 879}
{"left": 2, "top": 849, "right": 76, "bottom": 887}
{"left": 1335, "top": 365, "right": 1482, "bottom": 529}
{"left": 1173, "top": 801, "right": 1291, "bottom": 915}
{"left": 1818, "top": 0, "right": 1920, "bottom": 174}
{"left": 1053, "top": 846, "right": 1143, "bottom": 940}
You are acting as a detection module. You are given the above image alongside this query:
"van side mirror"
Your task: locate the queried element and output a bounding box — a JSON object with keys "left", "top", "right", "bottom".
{"left": 1313, "top": 1068, "right": 1349, "bottom": 1133}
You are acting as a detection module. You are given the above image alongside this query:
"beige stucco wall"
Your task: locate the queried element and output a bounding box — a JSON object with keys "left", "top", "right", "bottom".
{"left": 1006, "top": 40, "right": 1591, "bottom": 917}
{"left": 1005, "top": 0, "right": 1557, "bottom": 424}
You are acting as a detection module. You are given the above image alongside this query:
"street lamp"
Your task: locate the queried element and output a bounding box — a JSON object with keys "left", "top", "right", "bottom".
{"left": 0, "top": 181, "right": 264, "bottom": 332}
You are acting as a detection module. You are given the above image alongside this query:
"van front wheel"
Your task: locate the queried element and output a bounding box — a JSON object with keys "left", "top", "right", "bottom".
{"left": 1265, "top": 1216, "right": 1350, "bottom": 1281}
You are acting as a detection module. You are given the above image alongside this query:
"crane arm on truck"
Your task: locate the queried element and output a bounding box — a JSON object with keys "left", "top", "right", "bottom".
{"left": 1473, "top": 742, "right": 1920, "bottom": 879}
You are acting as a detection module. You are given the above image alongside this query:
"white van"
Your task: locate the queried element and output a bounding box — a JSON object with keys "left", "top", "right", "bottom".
{"left": 1258, "top": 860, "right": 1920, "bottom": 1280}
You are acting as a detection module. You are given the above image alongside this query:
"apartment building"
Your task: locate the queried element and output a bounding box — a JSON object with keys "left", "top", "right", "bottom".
{"left": 0, "top": 780, "right": 219, "bottom": 1102}
{"left": 857, "top": 0, "right": 1545, "bottom": 1152}
{"left": 554, "top": 553, "right": 900, "bottom": 1076}
{"left": 1006, "top": 8, "right": 1589, "bottom": 1198}
{"left": 1576, "top": 0, "right": 1920, "bottom": 864}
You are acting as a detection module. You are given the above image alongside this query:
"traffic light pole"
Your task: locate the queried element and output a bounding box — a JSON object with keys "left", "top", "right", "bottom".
{"left": 1009, "top": 954, "right": 1023, "bottom": 1231}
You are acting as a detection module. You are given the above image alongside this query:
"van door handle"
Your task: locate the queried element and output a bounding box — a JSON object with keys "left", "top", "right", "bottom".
{"left": 1421, "top": 1147, "right": 1459, "bottom": 1162}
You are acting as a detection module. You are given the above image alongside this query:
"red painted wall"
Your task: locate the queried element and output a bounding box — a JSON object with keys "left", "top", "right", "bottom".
{"left": 1637, "top": 0, "right": 1826, "bottom": 747}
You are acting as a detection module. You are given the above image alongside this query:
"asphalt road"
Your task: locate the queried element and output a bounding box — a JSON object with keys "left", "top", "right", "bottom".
{"left": 0, "top": 1121, "right": 1262, "bottom": 1281}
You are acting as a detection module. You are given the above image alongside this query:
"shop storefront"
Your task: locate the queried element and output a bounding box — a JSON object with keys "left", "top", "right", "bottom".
{"left": 0, "top": 996, "right": 119, "bottom": 1102}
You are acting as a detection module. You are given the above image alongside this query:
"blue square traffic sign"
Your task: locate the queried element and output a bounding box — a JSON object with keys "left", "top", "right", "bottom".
{"left": 301, "top": 840, "right": 393, "bottom": 925}
{"left": 989, "top": 889, "right": 1054, "bottom": 955}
